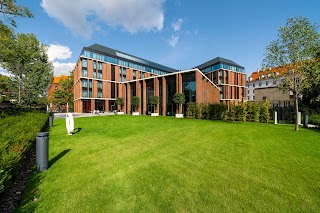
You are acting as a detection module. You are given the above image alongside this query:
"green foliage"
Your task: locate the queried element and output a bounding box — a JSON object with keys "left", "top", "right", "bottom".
{"left": 149, "top": 95, "right": 159, "bottom": 113}
{"left": 260, "top": 100, "right": 271, "bottom": 123}
{"left": 0, "top": 111, "right": 48, "bottom": 196}
{"left": 131, "top": 96, "right": 140, "bottom": 112}
{"left": 0, "top": 0, "right": 34, "bottom": 27}
{"left": 186, "top": 102, "right": 197, "bottom": 118}
{"left": 172, "top": 93, "right": 186, "bottom": 105}
{"left": 309, "top": 114, "right": 320, "bottom": 126}
{"left": 1, "top": 33, "right": 53, "bottom": 106}
{"left": 262, "top": 16, "right": 320, "bottom": 131}
{"left": 116, "top": 97, "right": 124, "bottom": 110}
{"left": 235, "top": 102, "right": 247, "bottom": 122}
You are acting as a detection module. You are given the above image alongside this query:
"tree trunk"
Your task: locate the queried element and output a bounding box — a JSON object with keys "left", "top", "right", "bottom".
{"left": 294, "top": 92, "right": 299, "bottom": 131}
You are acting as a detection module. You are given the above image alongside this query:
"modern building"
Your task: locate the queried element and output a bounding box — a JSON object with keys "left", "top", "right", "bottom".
{"left": 247, "top": 68, "right": 293, "bottom": 107}
{"left": 194, "top": 57, "right": 247, "bottom": 104}
{"left": 73, "top": 44, "right": 246, "bottom": 114}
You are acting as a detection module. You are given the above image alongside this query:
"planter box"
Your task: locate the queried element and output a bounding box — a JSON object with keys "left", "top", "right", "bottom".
{"left": 132, "top": 112, "right": 140, "bottom": 116}
{"left": 116, "top": 112, "right": 124, "bottom": 115}
{"left": 151, "top": 113, "right": 159, "bottom": 117}
{"left": 175, "top": 114, "right": 184, "bottom": 118}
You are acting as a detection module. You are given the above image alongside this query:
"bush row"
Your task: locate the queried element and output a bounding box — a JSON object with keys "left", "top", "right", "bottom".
{"left": 309, "top": 114, "right": 320, "bottom": 126}
{"left": 186, "top": 101, "right": 271, "bottom": 123}
{"left": 0, "top": 112, "right": 49, "bottom": 196}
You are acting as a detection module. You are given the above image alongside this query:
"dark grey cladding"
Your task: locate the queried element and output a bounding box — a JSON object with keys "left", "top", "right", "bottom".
{"left": 194, "top": 57, "right": 244, "bottom": 70}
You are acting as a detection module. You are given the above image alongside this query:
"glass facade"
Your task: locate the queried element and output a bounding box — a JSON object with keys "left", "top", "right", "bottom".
{"left": 81, "top": 50, "right": 171, "bottom": 75}
{"left": 201, "top": 62, "right": 245, "bottom": 73}
{"left": 182, "top": 73, "right": 196, "bottom": 103}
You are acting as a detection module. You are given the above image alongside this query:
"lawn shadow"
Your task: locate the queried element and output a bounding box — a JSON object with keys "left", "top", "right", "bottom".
{"left": 16, "top": 171, "right": 43, "bottom": 212}
{"left": 49, "top": 149, "right": 71, "bottom": 167}
{"left": 53, "top": 124, "right": 59, "bottom": 127}
{"left": 73, "top": 128, "right": 82, "bottom": 134}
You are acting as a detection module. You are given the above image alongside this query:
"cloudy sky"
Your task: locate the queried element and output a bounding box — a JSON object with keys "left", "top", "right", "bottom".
{"left": 1, "top": 0, "right": 319, "bottom": 76}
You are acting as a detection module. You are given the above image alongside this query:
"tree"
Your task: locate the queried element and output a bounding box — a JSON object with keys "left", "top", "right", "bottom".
{"left": 1, "top": 33, "right": 54, "bottom": 105}
{"left": 51, "top": 71, "right": 74, "bottom": 111}
{"left": 303, "top": 52, "right": 320, "bottom": 109}
{"left": 149, "top": 95, "right": 159, "bottom": 113}
{"left": 131, "top": 96, "right": 140, "bottom": 112}
{"left": 0, "top": 0, "right": 33, "bottom": 27}
{"left": 262, "top": 17, "right": 320, "bottom": 131}
{"left": 172, "top": 93, "right": 185, "bottom": 114}
{"left": 116, "top": 97, "right": 124, "bottom": 111}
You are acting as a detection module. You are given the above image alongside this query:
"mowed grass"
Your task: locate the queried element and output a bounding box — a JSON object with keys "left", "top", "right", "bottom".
{"left": 18, "top": 115, "right": 320, "bottom": 212}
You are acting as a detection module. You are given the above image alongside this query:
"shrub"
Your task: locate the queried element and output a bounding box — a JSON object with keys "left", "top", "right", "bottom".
{"left": 115, "top": 97, "right": 124, "bottom": 111}
{"left": 309, "top": 114, "right": 320, "bottom": 126}
{"left": 149, "top": 96, "right": 159, "bottom": 113}
{"left": 186, "top": 102, "right": 197, "bottom": 119}
{"left": 0, "top": 112, "right": 48, "bottom": 196}
{"left": 260, "top": 100, "right": 271, "bottom": 123}
{"left": 131, "top": 96, "right": 140, "bottom": 112}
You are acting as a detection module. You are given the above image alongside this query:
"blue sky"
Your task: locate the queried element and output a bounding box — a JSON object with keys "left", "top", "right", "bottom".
{"left": 1, "top": 0, "right": 320, "bottom": 77}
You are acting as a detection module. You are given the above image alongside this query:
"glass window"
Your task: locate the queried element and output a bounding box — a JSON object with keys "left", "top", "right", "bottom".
{"left": 89, "top": 80, "right": 92, "bottom": 88}
{"left": 82, "top": 79, "right": 88, "bottom": 87}
{"left": 82, "top": 90, "right": 88, "bottom": 97}
{"left": 82, "top": 69, "right": 88, "bottom": 77}
{"left": 98, "top": 71, "right": 102, "bottom": 79}
{"left": 82, "top": 59, "right": 87, "bottom": 67}
{"left": 98, "top": 91, "right": 102, "bottom": 98}
{"left": 93, "top": 61, "right": 96, "bottom": 69}
{"left": 93, "top": 72, "right": 96, "bottom": 78}
{"left": 98, "top": 62, "right": 102, "bottom": 70}
{"left": 259, "top": 82, "right": 262, "bottom": 86}
{"left": 98, "top": 81, "right": 102, "bottom": 89}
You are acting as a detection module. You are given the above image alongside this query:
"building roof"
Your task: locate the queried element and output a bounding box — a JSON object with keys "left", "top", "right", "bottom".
{"left": 248, "top": 67, "right": 289, "bottom": 82}
{"left": 194, "top": 57, "right": 244, "bottom": 70}
{"left": 84, "top": 44, "right": 177, "bottom": 72}
{"left": 52, "top": 75, "right": 69, "bottom": 84}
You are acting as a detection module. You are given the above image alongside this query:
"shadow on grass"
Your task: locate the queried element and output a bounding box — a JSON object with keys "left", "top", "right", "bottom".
{"left": 16, "top": 172, "right": 43, "bottom": 213}
{"left": 49, "top": 149, "right": 71, "bottom": 167}
{"left": 73, "top": 128, "right": 81, "bottom": 134}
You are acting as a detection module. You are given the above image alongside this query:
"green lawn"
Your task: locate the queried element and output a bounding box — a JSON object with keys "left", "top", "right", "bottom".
{"left": 18, "top": 116, "right": 320, "bottom": 212}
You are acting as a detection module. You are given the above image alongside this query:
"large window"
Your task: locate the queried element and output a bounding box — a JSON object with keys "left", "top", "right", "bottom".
{"left": 82, "top": 79, "right": 88, "bottom": 87}
{"left": 93, "top": 61, "right": 96, "bottom": 69}
{"left": 82, "top": 90, "right": 88, "bottom": 97}
{"left": 82, "top": 69, "right": 88, "bottom": 77}
{"left": 98, "top": 81, "right": 102, "bottom": 89}
{"left": 98, "top": 71, "right": 102, "bottom": 79}
{"left": 82, "top": 59, "right": 87, "bottom": 67}
{"left": 98, "top": 91, "right": 102, "bottom": 98}
{"left": 182, "top": 73, "right": 196, "bottom": 103}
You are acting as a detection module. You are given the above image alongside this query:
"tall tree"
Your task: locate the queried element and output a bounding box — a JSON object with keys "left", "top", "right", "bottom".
{"left": 51, "top": 71, "right": 74, "bottom": 111}
{"left": 0, "top": 0, "right": 33, "bottom": 27}
{"left": 1, "top": 33, "right": 53, "bottom": 105}
{"left": 262, "top": 17, "right": 320, "bottom": 131}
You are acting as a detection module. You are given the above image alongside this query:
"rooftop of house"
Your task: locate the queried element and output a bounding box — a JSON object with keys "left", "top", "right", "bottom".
{"left": 52, "top": 75, "right": 69, "bottom": 84}
{"left": 247, "top": 66, "right": 289, "bottom": 82}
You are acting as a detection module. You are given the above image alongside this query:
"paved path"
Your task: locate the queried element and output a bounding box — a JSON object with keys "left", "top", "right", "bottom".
{"left": 53, "top": 112, "right": 116, "bottom": 119}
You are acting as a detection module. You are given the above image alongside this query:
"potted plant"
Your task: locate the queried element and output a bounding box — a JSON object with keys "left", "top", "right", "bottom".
{"left": 131, "top": 96, "right": 140, "bottom": 116}
{"left": 173, "top": 93, "right": 185, "bottom": 118}
{"left": 149, "top": 95, "right": 159, "bottom": 116}
{"left": 115, "top": 97, "right": 124, "bottom": 115}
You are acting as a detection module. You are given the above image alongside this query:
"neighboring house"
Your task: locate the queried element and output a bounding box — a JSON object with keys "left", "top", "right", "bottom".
{"left": 48, "top": 75, "right": 69, "bottom": 111}
{"left": 247, "top": 67, "right": 293, "bottom": 107}
{"left": 73, "top": 44, "right": 247, "bottom": 114}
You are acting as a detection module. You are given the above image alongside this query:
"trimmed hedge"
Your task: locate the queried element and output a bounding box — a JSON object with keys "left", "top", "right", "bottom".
{"left": 0, "top": 111, "right": 48, "bottom": 195}
{"left": 309, "top": 114, "right": 320, "bottom": 126}
{"left": 186, "top": 101, "right": 271, "bottom": 123}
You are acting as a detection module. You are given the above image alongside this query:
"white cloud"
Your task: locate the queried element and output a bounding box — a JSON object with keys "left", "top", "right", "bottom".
{"left": 47, "top": 44, "right": 72, "bottom": 61}
{"left": 41, "top": 0, "right": 165, "bottom": 38}
{"left": 168, "top": 35, "right": 179, "bottom": 47}
{"left": 171, "top": 18, "right": 183, "bottom": 31}
{"left": 46, "top": 44, "right": 75, "bottom": 76}
{"left": 52, "top": 62, "right": 76, "bottom": 76}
